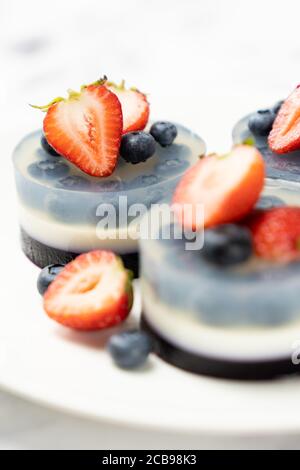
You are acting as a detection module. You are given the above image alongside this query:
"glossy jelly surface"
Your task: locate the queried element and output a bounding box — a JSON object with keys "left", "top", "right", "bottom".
{"left": 233, "top": 114, "right": 300, "bottom": 182}
{"left": 13, "top": 124, "right": 205, "bottom": 253}
{"left": 14, "top": 125, "right": 205, "bottom": 220}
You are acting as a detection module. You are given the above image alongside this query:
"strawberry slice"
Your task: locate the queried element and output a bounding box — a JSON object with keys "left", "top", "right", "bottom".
{"left": 244, "top": 207, "right": 300, "bottom": 262}
{"left": 172, "top": 145, "right": 265, "bottom": 230}
{"left": 269, "top": 85, "right": 300, "bottom": 154}
{"left": 35, "top": 82, "right": 123, "bottom": 177}
{"left": 107, "top": 81, "right": 149, "bottom": 133}
{"left": 43, "top": 251, "right": 133, "bottom": 331}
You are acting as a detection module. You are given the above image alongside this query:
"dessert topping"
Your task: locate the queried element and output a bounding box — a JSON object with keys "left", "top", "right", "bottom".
{"left": 107, "top": 80, "right": 150, "bottom": 134}
{"left": 269, "top": 86, "right": 300, "bottom": 154}
{"left": 32, "top": 78, "right": 123, "bottom": 177}
{"left": 108, "top": 330, "right": 153, "bottom": 369}
{"left": 173, "top": 145, "right": 265, "bottom": 229}
{"left": 150, "top": 121, "right": 178, "bottom": 147}
{"left": 44, "top": 250, "right": 133, "bottom": 330}
{"left": 120, "top": 131, "right": 156, "bottom": 164}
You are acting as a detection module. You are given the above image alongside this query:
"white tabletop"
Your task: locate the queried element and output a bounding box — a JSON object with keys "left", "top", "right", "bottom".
{"left": 1, "top": 0, "right": 300, "bottom": 449}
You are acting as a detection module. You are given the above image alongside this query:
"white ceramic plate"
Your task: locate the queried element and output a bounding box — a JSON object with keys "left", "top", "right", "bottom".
{"left": 2, "top": 210, "right": 300, "bottom": 436}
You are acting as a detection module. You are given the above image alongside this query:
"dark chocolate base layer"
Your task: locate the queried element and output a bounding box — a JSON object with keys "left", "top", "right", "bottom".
{"left": 141, "top": 316, "right": 300, "bottom": 381}
{"left": 20, "top": 228, "right": 139, "bottom": 277}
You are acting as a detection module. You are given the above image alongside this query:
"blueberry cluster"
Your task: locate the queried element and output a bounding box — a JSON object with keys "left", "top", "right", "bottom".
{"left": 120, "top": 121, "right": 178, "bottom": 164}
{"left": 248, "top": 100, "right": 283, "bottom": 137}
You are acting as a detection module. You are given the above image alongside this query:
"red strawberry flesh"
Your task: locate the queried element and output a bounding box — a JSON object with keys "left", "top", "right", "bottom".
{"left": 44, "top": 85, "right": 123, "bottom": 177}
{"left": 107, "top": 84, "right": 149, "bottom": 133}
{"left": 245, "top": 207, "right": 300, "bottom": 262}
{"left": 172, "top": 145, "right": 265, "bottom": 230}
{"left": 269, "top": 86, "right": 300, "bottom": 154}
{"left": 44, "top": 250, "right": 133, "bottom": 330}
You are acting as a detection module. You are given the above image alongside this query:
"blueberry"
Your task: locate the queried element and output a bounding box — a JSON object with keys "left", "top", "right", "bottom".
{"left": 55, "top": 175, "right": 91, "bottom": 190}
{"left": 248, "top": 109, "right": 275, "bottom": 136}
{"left": 41, "top": 135, "right": 61, "bottom": 156}
{"left": 202, "top": 224, "right": 252, "bottom": 266}
{"left": 28, "top": 160, "right": 69, "bottom": 180}
{"left": 256, "top": 195, "right": 285, "bottom": 210}
{"left": 272, "top": 100, "right": 284, "bottom": 115}
{"left": 150, "top": 121, "right": 178, "bottom": 147}
{"left": 107, "top": 330, "right": 153, "bottom": 369}
{"left": 120, "top": 132, "right": 156, "bottom": 164}
{"left": 37, "top": 264, "right": 64, "bottom": 295}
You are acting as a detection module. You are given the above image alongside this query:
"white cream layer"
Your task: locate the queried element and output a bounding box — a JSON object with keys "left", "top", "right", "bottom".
{"left": 142, "top": 280, "right": 300, "bottom": 361}
{"left": 19, "top": 203, "right": 138, "bottom": 254}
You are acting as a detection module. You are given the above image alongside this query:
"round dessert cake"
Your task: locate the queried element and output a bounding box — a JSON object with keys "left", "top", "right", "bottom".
{"left": 140, "top": 178, "right": 300, "bottom": 380}
{"left": 13, "top": 124, "right": 205, "bottom": 276}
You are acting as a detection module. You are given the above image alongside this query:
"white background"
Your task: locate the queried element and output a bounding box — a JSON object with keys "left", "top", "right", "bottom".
{"left": 1, "top": 0, "right": 300, "bottom": 449}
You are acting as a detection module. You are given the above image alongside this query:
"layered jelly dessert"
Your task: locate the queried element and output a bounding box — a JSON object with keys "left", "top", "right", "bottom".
{"left": 13, "top": 78, "right": 205, "bottom": 276}
{"left": 232, "top": 84, "right": 300, "bottom": 182}
{"left": 140, "top": 146, "right": 300, "bottom": 379}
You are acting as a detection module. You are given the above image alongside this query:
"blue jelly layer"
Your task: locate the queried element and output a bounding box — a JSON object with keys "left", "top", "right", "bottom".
{"left": 140, "top": 180, "right": 300, "bottom": 327}
{"left": 13, "top": 124, "right": 205, "bottom": 226}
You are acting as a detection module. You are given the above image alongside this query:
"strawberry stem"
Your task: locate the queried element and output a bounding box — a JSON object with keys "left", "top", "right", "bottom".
{"left": 106, "top": 79, "right": 126, "bottom": 90}
{"left": 81, "top": 75, "right": 108, "bottom": 91}
{"left": 216, "top": 152, "right": 230, "bottom": 160}
{"left": 67, "top": 89, "right": 82, "bottom": 100}
{"left": 30, "top": 75, "right": 109, "bottom": 112}
{"left": 242, "top": 136, "right": 255, "bottom": 146}
{"left": 29, "top": 96, "right": 65, "bottom": 112}
{"left": 107, "top": 80, "right": 143, "bottom": 94}
{"left": 207, "top": 152, "right": 218, "bottom": 158}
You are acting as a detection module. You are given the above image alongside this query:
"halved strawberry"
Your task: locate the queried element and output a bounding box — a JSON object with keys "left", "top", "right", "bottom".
{"left": 107, "top": 81, "right": 149, "bottom": 133}
{"left": 244, "top": 207, "right": 300, "bottom": 262}
{"left": 269, "top": 85, "right": 300, "bottom": 154}
{"left": 172, "top": 145, "right": 265, "bottom": 230}
{"left": 43, "top": 251, "right": 133, "bottom": 331}
{"left": 34, "top": 82, "right": 123, "bottom": 177}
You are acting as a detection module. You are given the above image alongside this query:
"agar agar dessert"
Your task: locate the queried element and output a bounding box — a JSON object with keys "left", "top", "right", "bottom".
{"left": 13, "top": 78, "right": 205, "bottom": 276}
{"left": 140, "top": 147, "right": 300, "bottom": 379}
